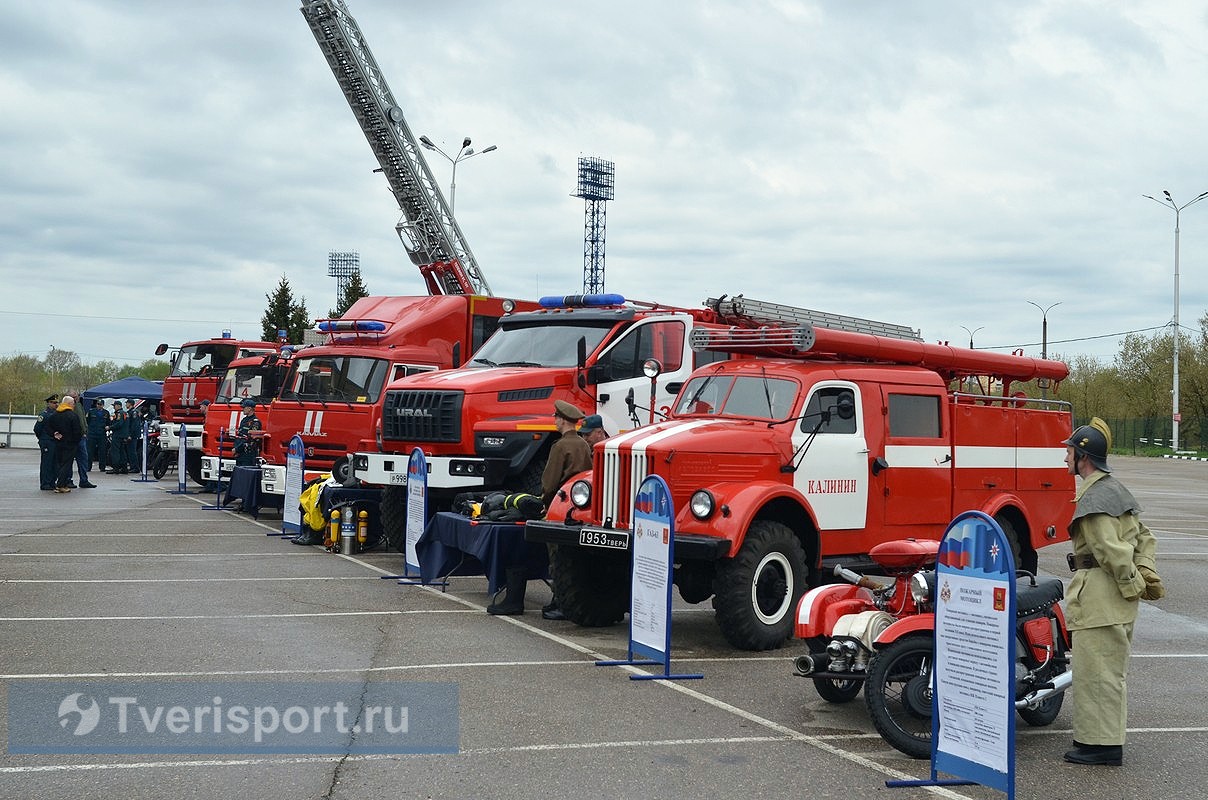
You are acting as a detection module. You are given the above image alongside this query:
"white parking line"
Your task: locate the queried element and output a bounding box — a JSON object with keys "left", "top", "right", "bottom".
{"left": 0, "top": 553, "right": 316, "bottom": 558}
{"left": 0, "top": 610, "right": 478, "bottom": 622}
{"left": 2, "top": 577, "right": 380, "bottom": 584}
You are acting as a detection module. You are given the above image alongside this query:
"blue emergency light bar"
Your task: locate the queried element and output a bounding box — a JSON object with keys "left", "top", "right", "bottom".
{"left": 316, "top": 320, "right": 388, "bottom": 333}
{"left": 538, "top": 294, "right": 626, "bottom": 309}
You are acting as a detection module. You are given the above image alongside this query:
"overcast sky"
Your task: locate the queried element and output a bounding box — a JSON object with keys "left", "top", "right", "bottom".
{"left": 4, "top": 0, "right": 1208, "bottom": 369}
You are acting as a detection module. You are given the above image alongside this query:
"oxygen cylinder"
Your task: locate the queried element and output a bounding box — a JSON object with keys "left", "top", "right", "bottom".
{"left": 326, "top": 509, "right": 340, "bottom": 549}
{"left": 357, "top": 509, "right": 369, "bottom": 545}
{"left": 339, "top": 505, "right": 357, "bottom": 554}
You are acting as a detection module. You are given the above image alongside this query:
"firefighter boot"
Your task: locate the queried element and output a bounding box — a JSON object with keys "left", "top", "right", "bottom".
{"left": 486, "top": 568, "right": 528, "bottom": 615}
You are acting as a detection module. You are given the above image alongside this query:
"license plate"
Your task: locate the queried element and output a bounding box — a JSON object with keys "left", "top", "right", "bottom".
{"left": 389, "top": 473, "right": 408, "bottom": 485}
{"left": 579, "top": 528, "right": 629, "bottom": 550}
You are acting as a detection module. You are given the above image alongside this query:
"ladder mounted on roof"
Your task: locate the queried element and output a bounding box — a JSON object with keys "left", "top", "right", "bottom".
{"left": 300, "top": 0, "right": 491, "bottom": 296}
{"left": 706, "top": 295, "right": 922, "bottom": 341}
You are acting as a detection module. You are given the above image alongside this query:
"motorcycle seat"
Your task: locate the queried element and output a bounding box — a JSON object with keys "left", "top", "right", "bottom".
{"left": 1016, "top": 576, "right": 1064, "bottom": 617}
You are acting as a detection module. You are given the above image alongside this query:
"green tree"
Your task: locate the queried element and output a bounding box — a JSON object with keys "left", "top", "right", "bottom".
{"left": 131, "top": 358, "right": 170, "bottom": 381}
{"left": 261, "top": 275, "right": 312, "bottom": 344}
{"left": 328, "top": 271, "right": 370, "bottom": 318}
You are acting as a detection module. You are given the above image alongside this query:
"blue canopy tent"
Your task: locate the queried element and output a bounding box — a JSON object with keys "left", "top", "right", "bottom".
{"left": 81, "top": 376, "right": 164, "bottom": 407}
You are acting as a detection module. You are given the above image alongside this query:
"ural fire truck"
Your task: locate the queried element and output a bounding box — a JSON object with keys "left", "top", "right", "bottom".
{"left": 156, "top": 332, "right": 283, "bottom": 485}
{"left": 254, "top": 294, "right": 535, "bottom": 503}
{"left": 349, "top": 293, "right": 739, "bottom": 532}
{"left": 525, "top": 296, "right": 1074, "bottom": 651}
{"left": 199, "top": 352, "right": 295, "bottom": 485}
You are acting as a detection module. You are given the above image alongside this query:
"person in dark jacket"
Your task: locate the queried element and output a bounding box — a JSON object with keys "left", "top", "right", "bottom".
{"left": 47, "top": 396, "right": 85, "bottom": 492}
{"left": 106, "top": 400, "right": 128, "bottom": 474}
{"left": 34, "top": 394, "right": 59, "bottom": 490}
{"left": 85, "top": 399, "right": 110, "bottom": 472}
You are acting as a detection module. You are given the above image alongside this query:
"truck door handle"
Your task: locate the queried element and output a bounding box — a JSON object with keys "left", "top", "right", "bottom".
{"left": 870, "top": 457, "right": 889, "bottom": 476}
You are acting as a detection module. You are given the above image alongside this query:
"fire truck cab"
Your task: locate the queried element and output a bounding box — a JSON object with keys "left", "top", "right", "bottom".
{"left": 525, "top": 307, "right": 1074, "bottom": 651}
{"left": 199, "top": 352, "right": 294, "bottom": 485}
{"left": 156, "top": 332, "right": 282, "bottom": 485}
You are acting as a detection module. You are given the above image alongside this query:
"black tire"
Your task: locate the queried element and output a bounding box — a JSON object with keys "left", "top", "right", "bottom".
{"left": 813, "top": 677, "right": 863, "bottom": 703}
{"left": 711, "top": 519, "right": 807, "bottom": 651}
{"left": 152, "top": 452, "right": 170, "bottom": 480}
{"left": 552, "top": 546, "right": 629, "bottom": 627}
{"left": 1017, "top": 690, "right": 1064, "bottom": 727}
{"left": 994, "top": 513, "right": 1036, "bottom": 575}
{"left": 514, "top": 454, "right": 547, "bottom": 497}
{"left": 332, "top": 456, "right": 357, "bottom": 488}
{"left": 186, "top": 450, "right": 204, "bottom": 486}
{"left": 381, "top": 486, "right": 407, "bottom": 553}
{"left": 865, "top": 635, "right": 933, "bottom": 759}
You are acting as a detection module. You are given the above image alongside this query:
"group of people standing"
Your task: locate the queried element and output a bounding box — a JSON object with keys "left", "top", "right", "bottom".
{"left": 35, "top": 393, "right": 154, "bottom": 491}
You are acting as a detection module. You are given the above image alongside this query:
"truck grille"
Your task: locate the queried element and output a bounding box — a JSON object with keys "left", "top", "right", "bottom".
{"left": 596, "top": 446, "right": 650, "bottom": 530}
{"left": 382, "top": 390, "right": 462, "bottom": 442}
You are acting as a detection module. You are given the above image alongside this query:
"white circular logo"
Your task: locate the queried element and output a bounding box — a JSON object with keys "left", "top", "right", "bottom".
{"left": 57, "top": 693, "right": 100, "bottom": 736}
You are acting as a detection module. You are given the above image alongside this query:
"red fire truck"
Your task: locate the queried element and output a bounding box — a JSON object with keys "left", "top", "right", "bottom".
{"left": 199, "top": 352, "right": 295, "bottom": 485}
{"left": 156, "top": 332, "right": 284, "bottom": 485}
{"left": 252, "top": 295, "right": 536, "bottom": 505}
{"left": 525, "top": 297, "right": 1074, "bottom": 651}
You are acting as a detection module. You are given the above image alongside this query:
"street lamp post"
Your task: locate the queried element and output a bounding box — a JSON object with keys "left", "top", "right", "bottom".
{"left": 959, "top": 325, "right": 985, "bottom": 349}
{"left": 1027, "top": 301, "right": 1061, "bottom": 399}
{"left": 1144, "top": 189, "right": 1208, "bottom": 452}
{"left": 418, "top": 135, "right": 498, "bottom": 215}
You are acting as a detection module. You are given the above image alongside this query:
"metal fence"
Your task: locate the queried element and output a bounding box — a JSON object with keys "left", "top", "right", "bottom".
{"left": 1, "top": 414, "right": 39, "bottom": 450}
{"left": 1093, "top": 416, "right": 1208, "bottom": 455}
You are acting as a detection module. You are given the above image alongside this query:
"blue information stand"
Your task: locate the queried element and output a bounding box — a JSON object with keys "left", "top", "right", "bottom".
{"left": 596, "top": 475, "right": 702, "bottom": 681}
{"left": 170, "top": 424, "right": 197, "bottom": 497}
{"left": 276, "top": 435, "right": 305, "bottom": 537}
{"left": 887, "top": 510, "right": 1017, "bottom": 798}
{"left": 382, "top": 448, "right": 444, "bottom": 586}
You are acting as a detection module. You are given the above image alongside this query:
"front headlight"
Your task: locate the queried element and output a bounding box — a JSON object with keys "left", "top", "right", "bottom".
{"left": 570, "top": 479, "right": 592, "bottom": 508}
{"left": 909, "top": 571, "right": 934, "bottom": 605}
{"left": 689, "top": 489, "right": 715, "bottom": 520}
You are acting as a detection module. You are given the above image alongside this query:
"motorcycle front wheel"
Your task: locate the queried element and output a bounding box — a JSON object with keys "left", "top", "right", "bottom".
{"left": 813, "top": 676, "right": 862, "bottom": 703}
{"left": 865, "top": 635, "right": 933, "bottom": 759}
{"left": 152, "top": 452, "right": 170, "bottom": 480}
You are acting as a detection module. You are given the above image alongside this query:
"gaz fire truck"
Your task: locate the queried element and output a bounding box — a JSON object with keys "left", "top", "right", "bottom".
{"left": 253, "top": 294, "right": 535, "bottom": 503}
{"left": 199, "top": 351, "right": 295, "bottom": 485}
{"left": 525, "top": 296, "right": 1074, "bottom": 651}
{"left": 156, "top": 332, "right": 283, "bottom": 485}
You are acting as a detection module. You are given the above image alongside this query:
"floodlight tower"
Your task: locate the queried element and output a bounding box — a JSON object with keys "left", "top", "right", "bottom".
{"left": 574, "top": 157, "right": 615, "bottom": 294}
{"left": 327, "top": 250, "right": 360, "bottom": 302}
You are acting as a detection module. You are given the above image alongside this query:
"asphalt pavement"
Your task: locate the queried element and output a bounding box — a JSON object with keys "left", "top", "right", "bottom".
{"left": 1, "top": 448, "right": 1205, "bottom": 799}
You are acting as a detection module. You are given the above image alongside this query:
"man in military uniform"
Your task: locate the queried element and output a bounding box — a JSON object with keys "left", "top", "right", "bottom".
{"left": 1062, "top": 417, "right": 1164, "bottom": 766}
{"left": 124, "top": 399, "right": 142, "bottom": 473}
{"left": 233, "top": 398, "right": 262, "bottom": 467}
{"left": 106, "top": 400, "right": 128, "bottom": 474}
{"left": 85, "top": 399, "right": 110, "bottom": 472}
{"left": 533, "top": 400, "right": 593, "bottom": 620}
{"left": 34, "top": 394, "right": 59, "bottom": 490}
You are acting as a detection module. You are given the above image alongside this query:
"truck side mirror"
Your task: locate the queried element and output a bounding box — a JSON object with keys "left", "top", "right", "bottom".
{"left": 452, "top": 341, "right": 462, "bottom": 369}
{"left": 626, "top": 388, "right": 636, "bottom": 415}
{"left": 577, "top": 337, "right": 587, "bottom": 369}
{"left": 155, "top": 343, "right": 169, "bottom": 356}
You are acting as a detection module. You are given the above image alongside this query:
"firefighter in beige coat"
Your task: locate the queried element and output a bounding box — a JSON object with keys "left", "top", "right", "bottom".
{"left": 1062, "top": 417, "right": 1164, "bottom": 767}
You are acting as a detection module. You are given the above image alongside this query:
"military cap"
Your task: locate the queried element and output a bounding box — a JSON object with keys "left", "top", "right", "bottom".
{"left": 554, "top": 400, "right": 585, "bottom": 421}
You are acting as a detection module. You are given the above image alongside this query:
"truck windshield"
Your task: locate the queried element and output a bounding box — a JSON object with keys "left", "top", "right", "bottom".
{"left": 467, "top": 322, "right": 614, "bottom": 369}
{"left": 216, "top": 366, "right": 283, "bottom": 404}
{"left": 675, "top": 375, "right": 798, "bottom": 419}
{"left": 281, "top": 356, "right": 390, "bottom": 404}
{"left": 170, "top": 344, "right": 239, "bottom": 377}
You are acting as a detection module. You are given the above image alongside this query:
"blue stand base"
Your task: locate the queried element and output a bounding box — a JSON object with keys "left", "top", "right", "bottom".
{"left": 595, "top": 658, "right": 703, "bottom": 681}
{"left": 885, "top": 779, "right": 976, "bottom": 788}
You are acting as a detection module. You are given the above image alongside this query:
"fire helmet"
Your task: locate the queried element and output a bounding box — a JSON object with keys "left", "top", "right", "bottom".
{"left": 1063, "top": 416, "right": 1112, "bottom": 473}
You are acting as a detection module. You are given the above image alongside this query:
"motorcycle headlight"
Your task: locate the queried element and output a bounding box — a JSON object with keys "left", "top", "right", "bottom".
{"left": 569, "top": 480, "right": 592, "bottom": 509}
{"left": 689, "top": 490, "right": 715, "bottom": 520}
{"left": 909, "top": 571, "right": 934, "bottom": 605}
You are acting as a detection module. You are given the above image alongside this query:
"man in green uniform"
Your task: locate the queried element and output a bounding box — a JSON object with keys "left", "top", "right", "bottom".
{"left": 233, "top": 398, "right": 262, "bottom": 467}
{"left": 106, "top": 400, "right": 128, "bottom": 474}
{"left": 1062, "top": 417, "right": 1164, "bottom": 766}
{"left": 124, "top": 399, "right": 142, "bottom": 473}
{"left": 85, "top": 399, "right": 110, "bottom": 472}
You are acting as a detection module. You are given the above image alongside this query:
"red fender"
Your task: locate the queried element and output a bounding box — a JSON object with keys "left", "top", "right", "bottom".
{"left": 874, "top": 612, "right": 934, "bottom": 646}
{"left": 793, "top": 584, "right": 874, "bottom": 639}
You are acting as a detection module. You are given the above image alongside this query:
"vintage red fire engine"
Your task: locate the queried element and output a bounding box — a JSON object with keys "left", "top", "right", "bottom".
{"left": 526, "top": 298, "right": 1074, "bottom": 651}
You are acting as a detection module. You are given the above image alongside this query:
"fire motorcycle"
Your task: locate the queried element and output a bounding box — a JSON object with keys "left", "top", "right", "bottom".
{"left": 792, "top": 538, "right": 1071, "bottom": 758}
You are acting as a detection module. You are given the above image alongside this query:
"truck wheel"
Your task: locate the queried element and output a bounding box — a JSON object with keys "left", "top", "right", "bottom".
{"left": 712, "top": 519, "right": 806, "bottom": 651}
{"left": 186, "top": 450, "right": 204, "bottom": 486}
{"left": 332, "top": 456, "right": 356, "bottom": 488}
{"left": 515, "top": 454, "right": 547, "bottom": 497}
{"left": 381, "top": 486, "right": 407, "bottom": 553}
{"left": 552, "top": 546, "right": 629, "bottom": 627}
{"left": 994, "top": 513, "right": 1036, "bottom": 575}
